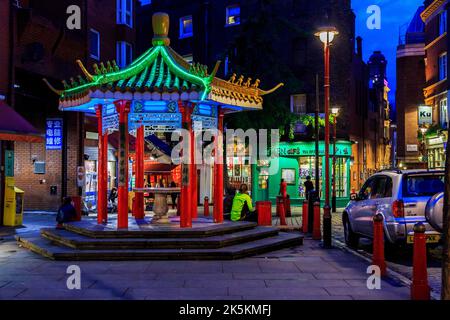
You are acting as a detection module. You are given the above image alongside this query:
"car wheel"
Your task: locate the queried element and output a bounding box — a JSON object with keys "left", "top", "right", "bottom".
{"left": 343, "top": 215, "right": 359, "bottom": 248}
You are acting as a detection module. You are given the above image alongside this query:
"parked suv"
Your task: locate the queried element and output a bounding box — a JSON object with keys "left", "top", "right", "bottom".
{"left": 343, "top": 169, "right": 443, "bottom": 247}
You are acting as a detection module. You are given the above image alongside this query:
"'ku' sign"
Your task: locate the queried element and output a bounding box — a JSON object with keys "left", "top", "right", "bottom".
{"left": 418, "top": 105, "right": 433, "bottom": 126}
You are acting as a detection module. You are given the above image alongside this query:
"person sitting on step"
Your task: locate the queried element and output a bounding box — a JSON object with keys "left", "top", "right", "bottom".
{"left": 230, "top": 184, "right": 257, "bottom": 222}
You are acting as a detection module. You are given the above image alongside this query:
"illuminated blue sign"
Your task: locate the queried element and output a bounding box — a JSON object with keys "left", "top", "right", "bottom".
{"left": 46, "top": 118, "right": 63, "bottom": 150}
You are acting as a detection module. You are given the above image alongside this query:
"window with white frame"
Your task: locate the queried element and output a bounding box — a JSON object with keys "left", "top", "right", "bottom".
{"left": 440, "top": 98, "right": 448, "bottom": 129}
{"left": 290, "top": 94, "right": 307, "bottom": 114}
{"left": 117, "top": 0, "right": 133, "bottom": 27}
{"left": 116, "top": 41, "right": 133, "bottom": 68}
{"left": 439, "top": 52, "right": 447, "bottom": 80}
{"left": 226, "top": 5, "right": 240, "bottom": 26}
{"left": 89, "top": 29, "right": 100, "bottom": 60}
{"left": 179, "top": 15, "right": 193, "bottom": 38}
{"left": 439, "top": 10, "right": 447, "bottom": 35}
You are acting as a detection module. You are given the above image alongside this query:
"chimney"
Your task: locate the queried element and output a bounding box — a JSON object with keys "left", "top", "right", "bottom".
{"left": 356, "top": 36, "right": 363, "bottom": 59}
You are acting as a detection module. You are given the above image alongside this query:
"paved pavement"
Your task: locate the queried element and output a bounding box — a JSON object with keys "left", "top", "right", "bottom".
{"left": 274, "top": 207, "right": 443, "bottom": 298}
{"left": 0, "top": 211, "right": 412, "bottom": 300}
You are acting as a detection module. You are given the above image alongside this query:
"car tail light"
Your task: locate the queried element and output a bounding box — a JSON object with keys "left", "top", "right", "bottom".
{"left": 392, "top": 200, "right": 404, "bottom": 218}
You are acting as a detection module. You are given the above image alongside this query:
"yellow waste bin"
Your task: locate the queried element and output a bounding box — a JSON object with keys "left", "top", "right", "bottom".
{"left": 3, "top": 177, "right": 25, "bottom": 227}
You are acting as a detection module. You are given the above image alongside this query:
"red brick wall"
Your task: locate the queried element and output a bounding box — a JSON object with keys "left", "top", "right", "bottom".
{"left": 14, "top": 113, "right": 81, "bottom": 211}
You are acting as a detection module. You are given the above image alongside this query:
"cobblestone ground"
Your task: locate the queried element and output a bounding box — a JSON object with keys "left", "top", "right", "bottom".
{"left": 275, "top": 207, "right": 443, "bottom": 298}
{"left": 0, "top": 211, "right": 412, "bottom": 300}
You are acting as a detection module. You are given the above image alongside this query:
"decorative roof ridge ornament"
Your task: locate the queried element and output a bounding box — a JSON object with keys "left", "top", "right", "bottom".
{"left": 152, "top": 12, "right": 170, "bottom": 46}
{"left": 76, "top": 60, "right": 94, "bottom": 81}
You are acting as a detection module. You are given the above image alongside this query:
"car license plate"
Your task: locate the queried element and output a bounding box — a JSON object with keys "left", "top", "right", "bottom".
{"left": 407, "top": 234, "right": 441, "bottom": 244}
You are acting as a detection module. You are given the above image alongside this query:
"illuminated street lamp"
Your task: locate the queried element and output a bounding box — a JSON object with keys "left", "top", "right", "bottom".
{"left": 331, "top": 107, "right": 340, "bottom": 213}
{"left": 315, "top": 25, "right": 338, "bottom": 248}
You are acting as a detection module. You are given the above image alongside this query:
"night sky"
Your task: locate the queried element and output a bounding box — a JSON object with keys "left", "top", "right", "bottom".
{"left": 352, "top": 0, "right": 424, "bottom": 102}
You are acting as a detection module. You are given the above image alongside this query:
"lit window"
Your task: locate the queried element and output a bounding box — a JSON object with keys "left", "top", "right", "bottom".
{"left": 290, "top": 94, "right": 307, "bottom": 114}
{"left": 179, "top": 16, "right": 193, "bottom": 38}
{"left": 89, "top": 29, "right": 100, "bottom": 60}
{"left": 440, "top": 98, "right": 448, "bottom": 129}
{"left": 117, "top": 0, "right": 133, "bottom": 27}
{"left": 439, "top": 52, "right": 447, "bottom": 80}
{"left": 226, "top": 5, "right": 240, "bottom": 26}
{"left": 439, "top": 10, "right": 447, "bottom": 35}
{"left": 116, "top": 41, "right": 133, "bottom": 68}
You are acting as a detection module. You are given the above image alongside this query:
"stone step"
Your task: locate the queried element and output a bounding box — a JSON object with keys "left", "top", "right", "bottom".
{"left": 16, "top": 232, "right": 303, "bottom": 261}
{"left": 40, "top": 227, "right": 280, "bottom": 250}
{"left": 63, "top": 220, "right": 258, "bottom": 239}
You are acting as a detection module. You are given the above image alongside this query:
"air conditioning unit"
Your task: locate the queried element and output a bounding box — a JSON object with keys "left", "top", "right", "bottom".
{"left": 34, "top": 161, "right": 46, "bottom": 174}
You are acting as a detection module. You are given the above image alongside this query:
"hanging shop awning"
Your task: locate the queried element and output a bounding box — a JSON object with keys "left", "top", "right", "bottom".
{"left": 0, "top": 101, "right": 44, "bottom": 143}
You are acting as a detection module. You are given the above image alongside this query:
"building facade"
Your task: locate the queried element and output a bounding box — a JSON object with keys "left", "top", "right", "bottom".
{"left": 422, "top": 0, "right": 449, "bottom": 169}
{"left": 396, "top": 6, "right": 426, "bottom": 169}
{"left": 6, "top": 0, "right": 137, "bottom": 211}
{"left": 139, "top": 0, "right": 381, "bottom": 205}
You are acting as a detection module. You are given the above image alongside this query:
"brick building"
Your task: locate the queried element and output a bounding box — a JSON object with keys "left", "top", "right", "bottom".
{"left": 421, "top": 0, "right": 449, "bottom": 169}
{"left": 396, "top": 6, "right": 426, "bottom": 169}
{"left": 5, "top": 0, "right": 137, "bottom": 211}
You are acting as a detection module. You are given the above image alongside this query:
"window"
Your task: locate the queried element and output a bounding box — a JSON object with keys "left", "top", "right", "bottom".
{"left": 116, "top": 41, "right": 133, "bottom": 68}
{"left": 117, "top": 0, "right": 133, "bottom": 27}
{"left": 290, "top": 94, "right": 307, "bottom": 114}
{"left": 89, "top": 29, "right": 100, "bottom": 60}
{"left": 179, "top": 15, "right": 193, "bottom": 38}
{"left": 370, "top": 176, "right": 392, "bottom": 199}
{"left": 403, "top": 174, "right": 444, "bottom": 197}
{"left": 439, "top": 52, "right": 447, "bottom": 80}
{"left": 439, "top": 10, "right": 447, "bottom": 35}
{"left": 226, "top": 5, "right": 240, "bottom": 26}
{"left": 440, "top": 98, "right": 448, "bottom": 128}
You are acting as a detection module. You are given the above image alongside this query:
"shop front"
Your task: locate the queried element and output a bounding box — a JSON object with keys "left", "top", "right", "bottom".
{"left": 252, "top": 141, "right": 353, "bottom": 208}
{"left": 426, "top": 132, "right": 447, "bottom": 169}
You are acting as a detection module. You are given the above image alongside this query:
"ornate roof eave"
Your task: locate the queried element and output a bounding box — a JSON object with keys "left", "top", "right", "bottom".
{"left": 421, "top": 0, "right": 446, "bottom": 22}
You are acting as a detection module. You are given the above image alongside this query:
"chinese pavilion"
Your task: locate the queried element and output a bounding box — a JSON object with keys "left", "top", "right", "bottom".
{"left": 45, "top": 12, "right": 282, "bottom": 230}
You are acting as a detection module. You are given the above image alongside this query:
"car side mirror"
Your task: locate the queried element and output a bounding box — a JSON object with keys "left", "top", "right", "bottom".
{"left": 350, "top": 193, "right": 359, "bottom": 201}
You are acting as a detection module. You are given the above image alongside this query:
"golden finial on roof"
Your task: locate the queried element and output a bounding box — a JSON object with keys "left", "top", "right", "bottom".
{"left": 252, "top": 79, "right": 260, "bottom": 89}
{"left": 152, "top": 12, "right": 170, "bottom": 46}
{"left": 244, "top": 77, "right": 252, "bottom": 87}
{"left": 229, "top": 73, "right": 237, "bottom": 84}
{"left": 93, "top": 63, "right": 101, "bottom": 75}
{"left": 62, "top": 80, "right": 70, "bottom": 89}
{"left": 236, "top": 75, "right": 244, "bottom": 86}
{"left": 100, "top": 62, "right": 107, "bottom": 74}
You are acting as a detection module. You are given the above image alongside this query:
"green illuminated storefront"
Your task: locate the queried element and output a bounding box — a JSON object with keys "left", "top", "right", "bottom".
{"left": 252, "top": 141, "right": 353, "bottom": 208}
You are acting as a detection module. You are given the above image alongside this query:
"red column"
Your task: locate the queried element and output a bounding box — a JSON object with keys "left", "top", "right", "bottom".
{"left": 190, "top": 107, "right": 198, "bottom": 219}
{"left": 179, "top": 102, "right": 192, "bottom": 228}
{"left": 96, "top": 105, "right": 107, "bottom": 225}
{"left": 135, "top": 126, "right": 145, "bottom": 219}
{"left": 214, "top": 108, "right": 225, "bottom": 223}
{"left": 114, "top": 100, "right": 131, "bottom": 229}
{"left": 101, "top": 129, "right": 108, "bottom": 223}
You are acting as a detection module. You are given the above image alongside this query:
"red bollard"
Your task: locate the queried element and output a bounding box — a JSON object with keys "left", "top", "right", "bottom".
{"left": 313, "top": 201, "right": 321, "bottom": 240}
{"left": 204, "top": 197, "right": 210, "bottom": 217}
{"left": 411, "top": 222, "right": 430, "bottom": 300}
{"left": 277, "top": 197, "right": 287, "bottom": 226}
{"left": 302, "top": 200, "right": 309, "bottom": 233}
{"left": 256, "top": 201, "right": 272, "bottom": 226}
{"left": 285, "top": 196, "right": 292, "bottom": 218}
{"left": 71, "top": 196, "right": 82, "bottom": 222}
{"left": 372, "top": 214, "right": 387, "bottom": 277}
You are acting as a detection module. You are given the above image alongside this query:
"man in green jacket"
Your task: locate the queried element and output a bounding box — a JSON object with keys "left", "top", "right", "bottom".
{"left": 230, "top": 184, "right": 257, "bottom": 222}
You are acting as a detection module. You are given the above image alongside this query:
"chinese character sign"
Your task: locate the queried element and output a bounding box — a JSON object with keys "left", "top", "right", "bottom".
{"left": 46, "top": 118, "right": 63, "bottom": 150}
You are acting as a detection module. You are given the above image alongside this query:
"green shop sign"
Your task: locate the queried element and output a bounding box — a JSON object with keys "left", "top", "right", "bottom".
{"left": 276, "top": 141, "right": 352, "bottom": 157}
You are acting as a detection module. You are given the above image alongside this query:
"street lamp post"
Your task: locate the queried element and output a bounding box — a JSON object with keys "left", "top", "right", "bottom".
{"left": 316, "top": 26, "right": 338, "bottom": 249}
{"left": 331, "top": 107, "right": 340, "bottom": 213}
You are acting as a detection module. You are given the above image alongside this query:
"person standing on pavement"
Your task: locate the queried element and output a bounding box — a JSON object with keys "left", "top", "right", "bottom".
{"left": 304, "top": 176, "right": 314, "bottom": 200}
{"left": 279, "top": 179, "right": 288, "bottom": 198}
{"left": 56, "top": 197, "right": 77, "bottom": 229}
